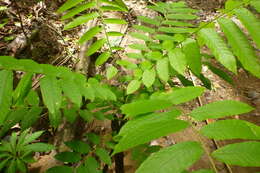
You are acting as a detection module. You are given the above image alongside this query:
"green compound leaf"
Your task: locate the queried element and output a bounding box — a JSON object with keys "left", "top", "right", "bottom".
{"left": 137, "top": 16, "right": 160, "bottom": 26}
{"left": 168, "top": 48, "right": 187, "bottom": 75}
{"left": 106, "top": 66, "right": 118, "bottom": 80}
{"left": 95, "top": 51, "right": 111, "bottom": 66}
{"left": 114, "top": 110, "right": 188, "bottom": 154}
{"left": 197, "top": 28, "right": 237, "bottom": 74}
{"left": 65, "top": 140, "right": 90, "bottom": 154}
{"left": 190, "top": 100, "right": 254, "bottom": 121}
{"left": 85, "top": 39, "right": 106, "bottom": 56}
{"left": 55, "top": 151, "right": 81, "bottom": 163}
{"left": 95, "top": 148, "right": 112, "bottom": 165}
{"left": 79, "top": 26, "right": 103, "bottom": 44}
{"left": 103, "top": 18, "right": 127, "bottom": 24}
{"left": 61, "top": 1, "right": 96, "bottom": 20}
{"left": 64, "top": 12, "right": 99, "bottom": 30}
{"left": 182, "top": 38, "right": 202, "bottom": 76}
{"left": 121, "top": 99, "right": 172, "bottom": 118}
{"left": 200, "top": 119, "right": 260, "bottom": 140}
{"left": 218, "top": 17, "right": 260, "bottom": 78}
{"left": 57, "top": 0, "right": 84, "bottom": 13}
{"left": 136, "top": 142, "right": 203, "bottom": 173}
{"left": 156, "top": 58, "right": 169, "bottom": 82}
{"left": 151, "top": 86, "right": 205, "bottom": 105}
{"left": 0, "top": 70, "right": 13, "bottom": 124}
{"left": 235, "top": 8, "right": 260, "bottom": 49}
{"left": 24, "top": 143, "right": 55, "bottom": 152}
{"left": 126, "top": 80, "right": 141, "bottom": 95}
{"left": 142, "top": 68, "right": 156, "bottom": 88}
{"left": 212, "top": 141, "right": 260, "bottom": 167}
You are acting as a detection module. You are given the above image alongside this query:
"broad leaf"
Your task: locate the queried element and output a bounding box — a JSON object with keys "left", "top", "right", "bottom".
{"left": 142, "top": 68, "right": 156, "bottom": 88}
{"left": 137, "top": 16, "right": 160, "bottom": 26}
{"left": 24, "top": 143, "right": 54, "bottom": 152}
{"left": 212, "top": 141, "right": 260, "bottom": 167}
{"left": 65, "top": 140, "right": 90, "bottom": 154}
{"left": 103, "top": 18, "right": 127, "bottom": 24}
{"left": 151, "top": 87, "right": 205, "bottom": 105}
{"left": 60, "top": 78, "right": 82, "bottom": 108}
{"left": 197, "top": 28, "right": 237, "bottom": 74}
{"left": 13, "top": 72, "right": 33, "bottom": 105}
{"left": 0, "top": 70, "right": 13, "bottom": 124}
{"left": 133, "top": 25, "right": 156, "bottom": 33}
{"left": 61, "top": 1, "right": 96, "bottom": 20}
{"left": 64, "top": 12, "right": 99, "bottom": 30}
{"left": 40, "top": 76, "right": 62, "bottom": 114}
{"left": 20, "top": 107, "right": 42, "bottom": 130}
{"left": 235, "top": 8, "right": 260, "bottom": 48}
{"left": 47, "top": 166, "right": 73, "bottom": 173}
{"left": 136, "top": 142, "right": 203, "bottom": 173}
{"left": 57, "top": 0, "right": 84, "bottom": 13}
{"left": 169, "top": 48, "right": 187, "bottom": 75}
{"left": 190, "top": 100, "right": 254, "bottom": 121}
{"left": 200, "top": 119, "right": 260, "bottom": 140}
{"left": 129, "top": 32, "right": 152, "bottom": 42}
{"left": 156, "top": 58, "right": 169, "bottom": 82}
{"left": 182, "top": 38, "right": 202, "bottom": 76}
{"left": 55, "top": 152, "right": 81, "bottom": 163}
{"left": 95, "top": 51, "right": 111, "bottom": 66}
{"left": 114, "top": 110, "right": 188, "bottom": 154}
{"left": 95, "top": 148, "right": 112, "bottom": 165}
{"left": 79, "top": 26, "right": 103, "bottom": 44}
{"left": 85, "top": 39, "right": 106, "bottom": 56}
{"left": 126, "top": 80, "right": 141, "bottom": 95}
{"left": 121, "top": 99, "right": 173, "bottom": 118}
{"left": 218, "top": 17, "right": 260, "bottom": 78}
{"left": 106, "top": 66, "right": 118, "bottom": 80}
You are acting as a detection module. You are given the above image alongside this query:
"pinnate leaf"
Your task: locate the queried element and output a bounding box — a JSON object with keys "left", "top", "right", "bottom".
{"left": 190, "top": 100, "right": 254, "bottom": 121}
{"left": 126, "top": 80, "right": 141, "bottom": 95}
{"left": 136, "top": 142, "right": 203, "bottom": 173}
{"left": 212, "top": 141, "right": 260, "bottom": 167}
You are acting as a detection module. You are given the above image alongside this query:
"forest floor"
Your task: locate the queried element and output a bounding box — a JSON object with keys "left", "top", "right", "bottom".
{"left": 0, "top": 0, "right": 260, "bottom": 172}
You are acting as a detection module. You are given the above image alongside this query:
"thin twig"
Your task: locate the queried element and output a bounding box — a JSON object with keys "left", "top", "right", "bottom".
{"left": 13, "top": 1, "right": 28, "bottom": 40}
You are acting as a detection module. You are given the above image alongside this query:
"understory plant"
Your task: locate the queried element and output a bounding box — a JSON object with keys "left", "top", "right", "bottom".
{"left": 0, "top": 0, "right": 260, "bottom": 172}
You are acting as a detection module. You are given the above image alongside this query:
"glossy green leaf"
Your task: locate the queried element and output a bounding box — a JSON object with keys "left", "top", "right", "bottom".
{"left": 182, "top": 38, "right": 202, "bottom": 76}
{"left": 126, "top": 80, "right": 141, "bottom": 95}
{"left": 114, "top": 110, "right": 188, "bottom": 154}
{"left": 127, "top": 53, "right": 144, "bottom": 59}
{"left": 106, "top": 66, "right": 118, "bottom": 80}
{"left": 190, "top": 100, "right": 254, "bottom": 121}
{"left": 79, "top": 26, "right": 103, "bottom": 44}
{"left": 95, "top": 51, "right": 111, "bottom": 66}
{"left": 64, "top": 12, "right": 99, "bottom": 30}
{"left": 57, "top": 0, "right": 84, "bottom": 13}
{"left": 159, "top": 27, "right": 194, "bottom": 34}
{"left": 156, "top": 58, "right": 169, "bottom": 82}
{"left": 121, "top": 99, "right": 172, "bottom": 118}
{"left": 154, "top": 34, "right": 175, "bottom": 41}
{"left": 129, "top": 44, "right": 148, "bottom": 51}
{"left": 55, "top": 152, "right": 81, "bottom": 163}
{"left": 0, "top": 70, "right": 13, "bottom": 124}
{"left": 166, "top": 14, "right": 198, "bottom": 20}
{"left": 197, "top": 28, "right": 237, "bottom": 74}
{"left": 136, "top": 142, "right": 203, "bottom": 173}
{"left": 218, "top": 17, "right": 260, "bottom": 78}
{"left": 85, "top": 39, "right": 106, "bottom": 56}
{"left": 145, "top": 51, "right": 163, "bottom": 61}
{"left": 201, "top": 119, "right": 260, "bottom": 140}
{"left": 212, "top": 141, "right": 260, "bottom": 167}
{"left": 162, "top": 20, "right": 193, "bottom": 27}
{"left": 107, "top": 31, "right": 124, "bottom": 36}
{"left": 142, "top": 68, "right": 156, "bottom": 88}
{"left": 116, "top": 60, "right": 138, "bottom": 69}
{"left": 169, "top": 48, "right": 187, "bottom": 75}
